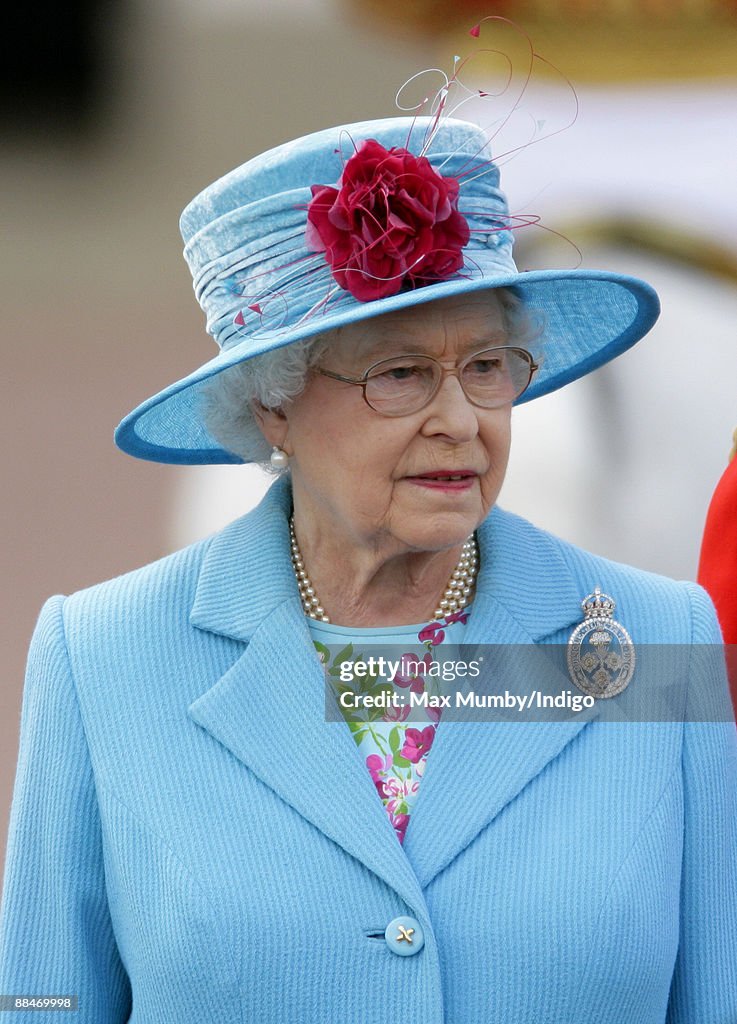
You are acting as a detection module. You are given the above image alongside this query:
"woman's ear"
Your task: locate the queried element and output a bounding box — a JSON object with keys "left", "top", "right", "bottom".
{"left": 251, "top": 399, "right": 290, "bottom": 451}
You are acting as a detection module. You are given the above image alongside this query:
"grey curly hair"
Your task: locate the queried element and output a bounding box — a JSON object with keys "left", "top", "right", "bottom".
{"left": 199, "top": 287, "right": 544, "bottom": 468}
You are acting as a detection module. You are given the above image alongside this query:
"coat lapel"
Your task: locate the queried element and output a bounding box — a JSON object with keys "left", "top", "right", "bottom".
{"left": 402, "top": 507, "right": 602, "bottom": 887}
{"left": 187, "top": 477, "right": 426, "bottom": 914}
{"left": 187, "top": 479, "right": 600, "bottom": 900}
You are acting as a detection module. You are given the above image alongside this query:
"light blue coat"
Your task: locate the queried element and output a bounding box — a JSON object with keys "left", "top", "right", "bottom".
{"left": 2, "top": 476, "right": 736, "bottom": 1022}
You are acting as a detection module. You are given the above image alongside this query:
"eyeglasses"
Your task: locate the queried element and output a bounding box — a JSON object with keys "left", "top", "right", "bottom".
{"left": 315, "top": 346, "right": 539, "bottom": 417}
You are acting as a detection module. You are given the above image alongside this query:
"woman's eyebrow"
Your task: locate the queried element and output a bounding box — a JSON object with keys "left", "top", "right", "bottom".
{"left": 355, "top": 331, "right": 510, "bottom": 362}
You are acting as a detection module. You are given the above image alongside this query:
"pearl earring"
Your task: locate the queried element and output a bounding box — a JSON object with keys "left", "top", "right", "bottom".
{"left": 270, "top": 446, "right": 290, "bottom": 469}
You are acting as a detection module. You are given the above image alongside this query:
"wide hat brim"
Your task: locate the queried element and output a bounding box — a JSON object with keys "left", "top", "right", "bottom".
{"left": 115, "top": 264, "right": 659, "bottom": 465}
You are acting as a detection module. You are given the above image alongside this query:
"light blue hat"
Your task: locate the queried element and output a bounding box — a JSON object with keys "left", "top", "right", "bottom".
{"left": 114, "top": 116, "right": 660, "bottom": 464}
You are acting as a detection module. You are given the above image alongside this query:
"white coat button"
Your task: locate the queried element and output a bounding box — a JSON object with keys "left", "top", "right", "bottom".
{"left": 385, "top": 915, "right": 424, "bottom": 956}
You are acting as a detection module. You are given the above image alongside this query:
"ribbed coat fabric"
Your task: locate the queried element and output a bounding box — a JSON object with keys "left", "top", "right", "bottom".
{"left": 1, "top": 475, "right": 736, "bottom": 1023}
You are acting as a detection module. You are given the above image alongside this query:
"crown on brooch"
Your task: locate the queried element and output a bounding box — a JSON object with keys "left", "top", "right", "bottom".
{"left": 581, "top": 587, "right": 616, "bottom": 620}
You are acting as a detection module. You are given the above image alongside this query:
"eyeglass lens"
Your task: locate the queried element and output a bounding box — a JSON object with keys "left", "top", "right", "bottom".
{"left": 364, "top": 348, "right": 533, "bottom": 415}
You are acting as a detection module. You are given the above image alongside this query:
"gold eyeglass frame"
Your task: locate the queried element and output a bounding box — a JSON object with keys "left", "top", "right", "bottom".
{"left": 315, "top": 346, "right": 539, "bottom": 417}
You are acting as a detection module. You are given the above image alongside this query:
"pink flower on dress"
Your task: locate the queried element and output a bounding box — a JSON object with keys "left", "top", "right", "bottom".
{"left": 418, "top": 610, "right": 469, "bottom": 648}
{"left": 401, "top": 725, "right": 436, "bottom": 764}
{"left": 382, "top": 701, "right": 411, "bottom": 723}
{"left": 418, "top": 622, "right": 445, "bottom": 646}
{"left": 392, "top": 652, "right": 432, "bottom": 693}
{"left": 390, "top": 812, "right": 410, "bottom": 844}
{"left": 365, "top": 752, "right": 393, "bottom": 798}
{"left": 382, "top": 776, "right": 420, "bottom": 815}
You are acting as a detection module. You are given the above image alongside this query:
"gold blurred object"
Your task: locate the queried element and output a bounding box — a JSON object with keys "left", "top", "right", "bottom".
{"left": 346, "top": 1, "right": 737, "bottom": 81}
{"left": 730, "top": 428, "right": 737, "bottom": 464}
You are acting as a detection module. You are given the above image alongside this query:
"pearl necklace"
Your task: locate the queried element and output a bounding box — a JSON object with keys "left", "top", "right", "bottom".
{"left": 289, "top": 515, "right": 479, "bottom": 623}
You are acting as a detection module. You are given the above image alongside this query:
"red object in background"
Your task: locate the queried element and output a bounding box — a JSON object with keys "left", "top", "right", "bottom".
{"left": 698, "top": 452, "right": 737, "bottom": 716}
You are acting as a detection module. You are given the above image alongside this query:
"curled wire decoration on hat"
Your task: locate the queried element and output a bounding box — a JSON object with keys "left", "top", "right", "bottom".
{"left": 230, "top": 290, "right": 291, "bottom": 337}
{"left": 222, "top": 16, "right": 582, "bottom": 341}
{"left": 395, "top": 16, "right": 579, "bottom": 170}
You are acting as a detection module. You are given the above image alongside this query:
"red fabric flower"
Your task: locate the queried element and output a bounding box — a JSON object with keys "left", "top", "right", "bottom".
{"left": 305, "top": 138, "right": 470, "bottom": 302}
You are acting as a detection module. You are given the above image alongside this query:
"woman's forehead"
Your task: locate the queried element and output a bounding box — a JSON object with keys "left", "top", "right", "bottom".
{"left": 325, "top": 290, "right": 509, "bottom": 364}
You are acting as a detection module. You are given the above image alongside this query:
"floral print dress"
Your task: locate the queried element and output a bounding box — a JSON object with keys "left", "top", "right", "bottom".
{"left": 307, "top": 609, "right": 471, "bottom": 845}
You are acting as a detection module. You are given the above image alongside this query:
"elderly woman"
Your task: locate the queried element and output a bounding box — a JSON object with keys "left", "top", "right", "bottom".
{"left": 1, "top": 112, "right": 735, "bottom": 1024}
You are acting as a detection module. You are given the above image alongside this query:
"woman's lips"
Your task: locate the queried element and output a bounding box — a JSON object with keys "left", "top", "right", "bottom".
{"left": 404, "top": 471, "right": 478, "bottom": 491}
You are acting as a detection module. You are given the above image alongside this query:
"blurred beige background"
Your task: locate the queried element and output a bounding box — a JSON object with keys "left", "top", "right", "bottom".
{"left": 1, "top": 0, "right": 429, "bottom": 866}
{"left": 2, "top": 0, "right": 737, "bottom": 867}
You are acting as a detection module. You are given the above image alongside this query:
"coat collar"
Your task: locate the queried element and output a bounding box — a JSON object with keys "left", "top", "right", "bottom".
{"left": 187, "top": 477, "right": 597, "bottom": 915}
{"left": 189, "top": 474, "right": 297, "bottom": 643}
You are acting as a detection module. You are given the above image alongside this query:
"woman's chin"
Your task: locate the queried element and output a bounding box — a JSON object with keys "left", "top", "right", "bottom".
{"left": 394, "top": 513, "right": 483, "bottom": 554}
{"left": 394, "top": 488, "right": 487, "bottom": 543}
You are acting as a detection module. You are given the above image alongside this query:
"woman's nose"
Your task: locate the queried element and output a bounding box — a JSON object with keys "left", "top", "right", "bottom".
{"left": 420, "top": 373, "right": 479, "bottom": 441}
